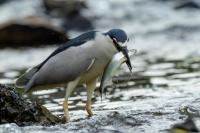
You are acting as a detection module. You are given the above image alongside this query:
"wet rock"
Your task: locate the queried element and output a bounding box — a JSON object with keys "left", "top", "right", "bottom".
{"left": 0, "top": 0, "right": 10, "bottom": 5}
{"left": 0, "top": 16, "right": 68, "bottom": 47}
{"left": 171, "top": 117, "right": 199, "bottom": 132}
{"left": 179, "top": 98, "right": 200, "bottom": 118}
{"left": 0, "top": 84, "right": 62, "bottom": 126}
{"left": 175, "top": 1, "right": 200, "bottom": 10}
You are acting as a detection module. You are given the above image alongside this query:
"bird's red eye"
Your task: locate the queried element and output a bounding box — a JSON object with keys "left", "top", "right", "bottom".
{"left": 127, "top": 38, "right": 129, "bottom": 42}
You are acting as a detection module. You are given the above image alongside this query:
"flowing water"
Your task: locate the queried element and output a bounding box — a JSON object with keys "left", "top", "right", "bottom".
{"left": 1, "top": 0, "right": 200, "bottom": 132}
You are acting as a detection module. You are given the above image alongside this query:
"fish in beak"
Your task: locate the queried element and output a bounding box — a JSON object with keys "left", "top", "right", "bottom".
{"left": 98, "top": 52, "right": 127, "bottom": 96}
{"left": 98, "top": 48, "right": 135, "bottom": 97}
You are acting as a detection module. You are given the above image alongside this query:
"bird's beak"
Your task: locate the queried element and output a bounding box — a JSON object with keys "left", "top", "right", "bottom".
{"left": 120, "top": 46, "right": 132, "bottom": 72}
{"left": 112, "top": 38, "right": 132, "bottom": 71}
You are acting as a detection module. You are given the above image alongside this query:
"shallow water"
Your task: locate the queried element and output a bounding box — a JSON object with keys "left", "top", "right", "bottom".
{"left": 1, "top": 0, "right": 200, "bottom": 132}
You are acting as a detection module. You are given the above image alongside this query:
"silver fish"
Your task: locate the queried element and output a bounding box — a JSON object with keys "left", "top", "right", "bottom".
{"left": 99, "top": 49, "right": 136, "bottom": 96}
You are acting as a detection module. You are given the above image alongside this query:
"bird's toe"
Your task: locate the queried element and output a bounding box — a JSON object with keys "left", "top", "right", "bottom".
{"left": 85, "top": 104, "right": 93, "bottom": 117}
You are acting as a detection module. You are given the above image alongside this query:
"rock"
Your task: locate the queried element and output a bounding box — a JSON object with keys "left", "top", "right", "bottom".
{"left": 0, "top": 0, "right": 10, "bottom": 5}
{"left": 171, "top": 117, "right": 199, "bottom": 132}
{"left": 0, "top": 84, "right": 63, "bottom": 126}
{"left": 175, "top": 1, "right": 200, "bottom": 10}
{"left": 0, "top": 16, "right": 69, "bottom": 47}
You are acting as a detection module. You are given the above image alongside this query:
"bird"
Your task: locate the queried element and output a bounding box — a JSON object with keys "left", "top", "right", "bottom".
{"left": 15, "top": 29, "right": 132, "bottom": 121}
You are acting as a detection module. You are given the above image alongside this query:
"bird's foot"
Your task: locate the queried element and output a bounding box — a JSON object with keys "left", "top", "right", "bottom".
{"left": 85, "top": 102, "right": 93, "bottom": 117}
{"left": 62, "top": 115, "right": 70, "bottom": 122}
{"left": 61, "top": 115, "right": 70, "bottom": 123}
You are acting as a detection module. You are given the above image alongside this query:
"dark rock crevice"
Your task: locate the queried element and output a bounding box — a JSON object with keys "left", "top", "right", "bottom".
{"left": 0, "top": 84, "right": 63, "bottom": 126}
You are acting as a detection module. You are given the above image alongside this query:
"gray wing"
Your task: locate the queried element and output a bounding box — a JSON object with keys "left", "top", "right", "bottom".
{"left": 25, "top": 46, "right": 94, "bottom": 90}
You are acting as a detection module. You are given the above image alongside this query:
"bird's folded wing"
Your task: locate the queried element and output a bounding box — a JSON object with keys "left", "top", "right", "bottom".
{"left": 26, "top": 47, "right": 94, "bottom": 89}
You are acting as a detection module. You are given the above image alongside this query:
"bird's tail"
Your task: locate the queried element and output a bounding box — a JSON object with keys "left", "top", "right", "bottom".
{"left": 15, "top": 66, "right": 38, "bottom": 88}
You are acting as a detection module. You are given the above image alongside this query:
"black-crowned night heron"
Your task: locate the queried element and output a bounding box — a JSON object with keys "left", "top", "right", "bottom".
{"left": 15, "top": 29, "right": 132, "bottom": 121}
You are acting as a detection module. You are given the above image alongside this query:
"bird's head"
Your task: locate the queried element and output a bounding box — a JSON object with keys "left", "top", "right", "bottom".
{"left": 105, "top": 29, "right": 132, "bottom": 71}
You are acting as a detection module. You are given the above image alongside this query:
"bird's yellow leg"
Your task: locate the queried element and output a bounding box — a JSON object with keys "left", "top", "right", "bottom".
{"left": 63, "top": 77, "right": 80, "bottom": 121}
{"left": 63, "top": 98, "right": 69, "bottom": 120}
{"left": 85, "top": 78, "right": 96, "bottom": 116}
